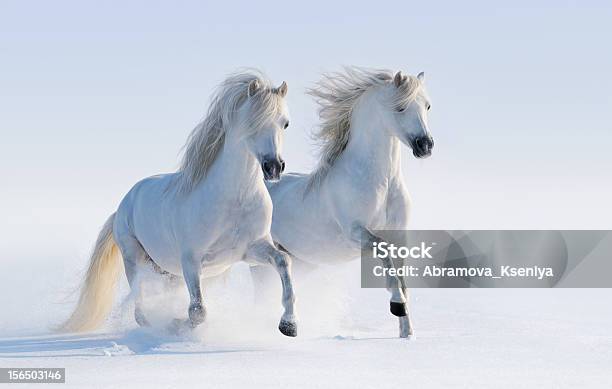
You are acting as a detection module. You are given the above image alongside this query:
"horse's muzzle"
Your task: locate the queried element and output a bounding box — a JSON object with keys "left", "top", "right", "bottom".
{"left": 262, "top": 156, "right": 285, "bottom": 181}
{"left": 411, "top": 135, "right": 434, "bottom": 159}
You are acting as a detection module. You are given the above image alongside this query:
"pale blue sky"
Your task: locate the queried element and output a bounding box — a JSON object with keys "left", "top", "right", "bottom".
{"left": 1, "top": 1, "right": 611, "bottom": 257}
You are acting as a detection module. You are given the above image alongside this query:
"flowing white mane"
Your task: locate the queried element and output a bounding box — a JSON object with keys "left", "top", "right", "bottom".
{"left": 307, "top": 67, "right": 422, "bottom": 190}
{"left": 178, "top": 70, "right": 283, "bottom": 193}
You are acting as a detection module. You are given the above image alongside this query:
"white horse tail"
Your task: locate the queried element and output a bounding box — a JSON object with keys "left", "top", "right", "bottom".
{"left": 59, "top": 213, "right": 122, "bottom": 333}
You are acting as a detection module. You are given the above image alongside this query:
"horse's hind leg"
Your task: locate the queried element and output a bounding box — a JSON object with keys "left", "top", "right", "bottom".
{"left": 115, "top": 235, "right": 150, "bottom": 327}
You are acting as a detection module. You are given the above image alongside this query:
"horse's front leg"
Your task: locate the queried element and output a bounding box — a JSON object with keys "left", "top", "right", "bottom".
{"left": 384, "top": 184, "right": 415, "bottom": 338}
{"left": 351, "top": 223, "right": 413, "bottom": 338}
{"left": 397, "top": 274, "right": 413, "bottom": 337}
{"left": 181, "top": 252, "right": 206, "bottom": 328}
{"left": 245, "top": 239, "right": 297, "bottom": 337}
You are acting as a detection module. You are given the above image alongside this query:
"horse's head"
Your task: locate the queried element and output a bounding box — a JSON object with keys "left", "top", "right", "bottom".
{"left": 238, "top": 79, "right": 290, "bottom": 181}
{"left": 381, "top": 71, "right": 434, "bottom": 159}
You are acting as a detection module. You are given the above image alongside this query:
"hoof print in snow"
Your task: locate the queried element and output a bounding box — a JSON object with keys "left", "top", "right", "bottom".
{"left": 278, "top": 320, "right": 297, "bottom": 337}
{"left": 390, "top": 302, "right": 407, "bottom": 317}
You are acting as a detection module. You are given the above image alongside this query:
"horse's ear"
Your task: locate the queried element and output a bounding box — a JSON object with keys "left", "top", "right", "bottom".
{"left": 277, "top": 81, "right": 288, "bottom": 97}
{"left": 393, "top": 71, "right": 405, "bottom": 87}
{"left": 417, "top": 71, "right": 425, "bottom": 82}
{"left": 248, "top": 79, "right": 260, "bottom": 97}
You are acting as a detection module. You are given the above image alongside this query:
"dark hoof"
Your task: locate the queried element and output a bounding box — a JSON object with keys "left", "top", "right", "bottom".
{"left": 188, "top": 304, "right": 206, "bottom": 327}
{"left": 278, "top": 319, "right": 297, "bottom": 337}
{"left": 390, "top": 301, "right": 407, "bottom": 317}
{"left": 135, "top": 307, "right": 151, "bottom": 327}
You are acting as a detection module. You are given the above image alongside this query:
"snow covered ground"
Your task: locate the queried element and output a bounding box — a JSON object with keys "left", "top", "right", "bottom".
{"left": 1, "top": 256, "right": 611, "bottom": 388}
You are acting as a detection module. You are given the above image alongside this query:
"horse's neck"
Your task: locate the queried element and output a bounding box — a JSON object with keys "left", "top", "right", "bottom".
{"left": 203, "top": 131, "right": 262, "bottom": 196}
{"left": 342, "top": 105, "right": 402, "bottom": 181}
{"left": 224, "top": 138, "right": 261, "bottom": 189}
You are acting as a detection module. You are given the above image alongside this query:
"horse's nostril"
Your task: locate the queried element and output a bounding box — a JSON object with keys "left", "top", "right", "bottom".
{"left": 280, "top": 159, "right": 286, "bottom": 172}
{"left": 263, "top": 160, "right": 271, "bottom": 171}
{"left": 416, "top": 136, "right": 433, "bottom": 151}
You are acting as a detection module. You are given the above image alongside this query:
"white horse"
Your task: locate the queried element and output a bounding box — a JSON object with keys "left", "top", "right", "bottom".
{"left": 61, "top": 70, "right": 298, "bottom": 337}
{"left": 262, "top": 67, "right": 434, "bottom": 338}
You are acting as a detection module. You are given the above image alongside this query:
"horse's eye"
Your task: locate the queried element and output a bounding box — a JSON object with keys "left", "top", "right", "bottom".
{"left": 427, "top": 104, "right": 431, "bottom": 111}
{"left": 396, "top": 107, "right": 405, "bottom": 113}
{"left": 283, "top": 121, "right": 289, "bottom": 129}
